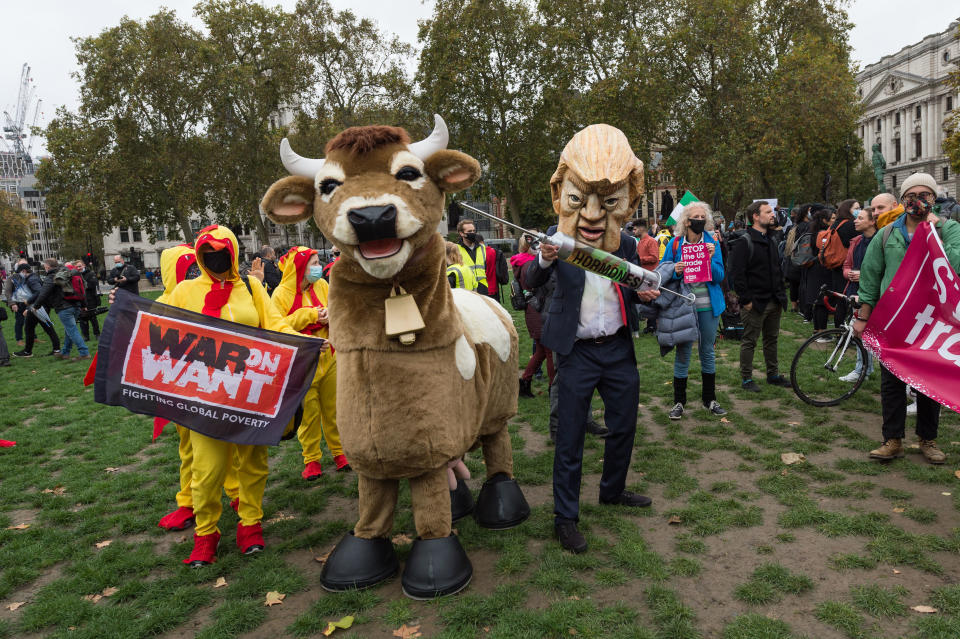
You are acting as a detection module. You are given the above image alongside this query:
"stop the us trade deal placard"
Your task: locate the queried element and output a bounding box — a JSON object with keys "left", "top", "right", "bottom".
{"left": 93, "top": 290, "right": 323, "bottom": 446}
{"left": 681, "top": 243, "right": 712, "bottom": 284}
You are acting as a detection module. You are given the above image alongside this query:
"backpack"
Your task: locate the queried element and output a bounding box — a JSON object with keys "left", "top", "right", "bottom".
{"left": 54, "top": 268, "right": 86, "bottom": 302}
{"left": 789, "top": 232, "right": 816, "bottom": 267}
{"left": 509, "top": 278, "right": 528, "bottom": 311}
{"left": 494, "top": 248, "right": 509, "bottom": 286}
{"left": 725, "top": 230, "right": 754, "bottom": 265}
{"left": 818, "top": 220, "right": 850, "bottom": 269}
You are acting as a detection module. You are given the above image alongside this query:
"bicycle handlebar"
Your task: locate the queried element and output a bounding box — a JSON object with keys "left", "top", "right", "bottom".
{"left": 816, "top": 284, "right": 862, "bottom": 309}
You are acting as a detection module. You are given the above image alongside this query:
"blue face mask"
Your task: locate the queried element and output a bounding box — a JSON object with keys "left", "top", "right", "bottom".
{"left": 305, "top": 265, "right": 324, "bottom": 283}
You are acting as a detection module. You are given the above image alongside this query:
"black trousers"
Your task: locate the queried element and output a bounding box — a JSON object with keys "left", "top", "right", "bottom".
{"left": 880, "top": 365, "right": 940, "bottom": 441}
{"left": 24, "top": 311, "right": 61, "bottom": 354}
{"left": 79, "top": 314, "right": 100, "bottom": 341}
{"left": 554, "top": 330, "right": 638, "bottom": 522}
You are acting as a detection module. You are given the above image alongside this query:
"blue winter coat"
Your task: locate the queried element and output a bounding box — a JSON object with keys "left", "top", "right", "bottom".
{"left": 660, "top": 231, "right": 727, "bottom": 317}
{"left": 639, "top": 261, "right": 699, "bottom": 348}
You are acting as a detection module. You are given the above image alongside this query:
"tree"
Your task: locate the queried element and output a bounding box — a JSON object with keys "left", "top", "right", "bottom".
{"left": 0, "top": 192, "right": 31, "bottom": 256}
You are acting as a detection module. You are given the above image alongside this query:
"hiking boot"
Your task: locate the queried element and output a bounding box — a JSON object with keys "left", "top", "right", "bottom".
{"left": 705, "top": 400, "right": 727, "bottom": 416}
{"left": 742, "top": 379, "right": 761, "bottom": 393}
{"left": 869, "top": 438, "right": 904, "bottom": 460}
{"left": 555, "top": 520, "right": 587, "bottom": 554}
{"left": 766, "top": 375, "right": 792, "bottom": 388}
{"left": 518, "top": 378, "right": 534, "bottom": 398}
{"left": 919, "top": 440, "right": 946, "bottom": 465}
{"left": 668, "top": 403, "right": 684, "bottom": 420}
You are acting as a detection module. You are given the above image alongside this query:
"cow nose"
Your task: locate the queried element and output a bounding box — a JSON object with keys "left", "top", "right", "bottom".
{"left": 347, "top": 205, "right": 398, "bottom": 243}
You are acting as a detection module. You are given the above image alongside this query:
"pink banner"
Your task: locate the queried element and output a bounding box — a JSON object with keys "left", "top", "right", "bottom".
{"left": 681, "top": 243, "right": 712, "bottom": 284}
{"left": 862, "top": 222, "right": 960, "bottom": 414}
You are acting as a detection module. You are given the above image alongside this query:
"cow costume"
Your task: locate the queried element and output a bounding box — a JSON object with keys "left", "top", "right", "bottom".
{"left": 260, "top": 116, "right": 529, "bottom": 599}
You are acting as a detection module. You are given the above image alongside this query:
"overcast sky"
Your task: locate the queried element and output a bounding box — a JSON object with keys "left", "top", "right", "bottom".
{"left": 1, "top": 1, "right": 958, "bottom": 157}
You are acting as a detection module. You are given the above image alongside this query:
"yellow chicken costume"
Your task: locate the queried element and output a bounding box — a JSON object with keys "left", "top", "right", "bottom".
{"left": 271, "top": 247, "right": 349, "bottom": 480}
{"left": 155, "top": 244, "right": 242, "bottom": 532}
{"left": 166, "top": 225, "right": 300, "bottom": 566}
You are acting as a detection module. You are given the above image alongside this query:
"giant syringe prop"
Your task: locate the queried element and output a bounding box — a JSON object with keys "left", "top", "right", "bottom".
{"left": 458, "top": 203, "right": 695, "bottom": 303}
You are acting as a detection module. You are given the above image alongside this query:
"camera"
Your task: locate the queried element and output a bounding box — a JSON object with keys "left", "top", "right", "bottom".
{"left": 80, "top": 306, "right": 109, "bottom": 320}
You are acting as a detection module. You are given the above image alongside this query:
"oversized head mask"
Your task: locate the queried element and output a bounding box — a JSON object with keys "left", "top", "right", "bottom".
{"left": 550, "top": 124, "right": 644, "bottom": 251}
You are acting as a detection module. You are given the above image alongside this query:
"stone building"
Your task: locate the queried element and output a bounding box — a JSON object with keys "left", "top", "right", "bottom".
{"left": 856, "top": 20, "right": 960, "bottom": 197}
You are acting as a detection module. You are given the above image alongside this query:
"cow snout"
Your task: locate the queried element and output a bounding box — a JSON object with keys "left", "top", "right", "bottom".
{"left": 347, "top": 205, "right": 397, "bottom": 243}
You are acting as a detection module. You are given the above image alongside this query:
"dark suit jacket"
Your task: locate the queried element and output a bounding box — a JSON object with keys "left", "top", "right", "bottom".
{"left": 523, "top": 227, "right": 641, "bottom": 356}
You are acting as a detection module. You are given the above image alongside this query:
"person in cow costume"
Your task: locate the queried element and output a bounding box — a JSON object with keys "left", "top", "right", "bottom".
{"left": 260, "top": 116, "right": 529, "bottom": 599}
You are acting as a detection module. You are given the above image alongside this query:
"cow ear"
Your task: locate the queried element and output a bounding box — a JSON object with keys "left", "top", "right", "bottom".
{"left": 260, "top": 176, "right": 315, "bottom": 224}
{"left": 424, "top": 150, "right": 481, "bottom": 193}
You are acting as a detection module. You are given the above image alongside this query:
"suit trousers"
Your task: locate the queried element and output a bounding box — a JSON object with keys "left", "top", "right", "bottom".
{"left": 554, "top": 331, "right": 639, "bottom": 522}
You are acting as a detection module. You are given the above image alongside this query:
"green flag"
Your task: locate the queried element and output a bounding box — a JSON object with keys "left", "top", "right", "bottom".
{"left": 665, "top": 191, "right": 700, "bottom": 226}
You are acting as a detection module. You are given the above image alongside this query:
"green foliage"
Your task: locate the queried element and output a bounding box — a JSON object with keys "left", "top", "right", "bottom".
{"left": 0, "top": 193, "right": 32, "bottom": 255}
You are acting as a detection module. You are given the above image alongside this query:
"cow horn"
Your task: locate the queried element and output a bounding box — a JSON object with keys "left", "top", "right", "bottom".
{"left": 280, "top": 138, "right": 325, "bottom": 178}
{"left": 408, "top": 114, "right": 449, "bottom": 161}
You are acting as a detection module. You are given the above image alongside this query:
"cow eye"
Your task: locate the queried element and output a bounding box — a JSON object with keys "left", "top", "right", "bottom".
{"left": 319, "top": 179, "right": 341, "bottom": 196}
{"left": 395, "top": 166, "right": 422, "bottom": 181}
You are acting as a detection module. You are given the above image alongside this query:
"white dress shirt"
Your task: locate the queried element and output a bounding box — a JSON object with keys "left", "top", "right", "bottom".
{"left": 576, "top": 271, "right": 623, "bottom": 339}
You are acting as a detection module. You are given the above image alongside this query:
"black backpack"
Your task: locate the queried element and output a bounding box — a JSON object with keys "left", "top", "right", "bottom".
{"left": 494, "top": 248, "right": 509, "bottom": 286}
{"left": 789, "top": 232, "right": 816, "bottom": 267}
{"left": 509, "top": 278, "right": 528, "bottom": 311}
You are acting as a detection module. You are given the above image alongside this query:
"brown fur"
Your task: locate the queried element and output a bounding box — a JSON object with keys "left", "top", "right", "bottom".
{"left": 326, "top": 126, "right": 410, "bottom": 156}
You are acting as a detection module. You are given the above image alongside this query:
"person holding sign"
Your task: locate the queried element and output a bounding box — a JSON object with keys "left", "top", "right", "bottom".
{"left": 660, "top": 202, "right": 727, "bottom": 419}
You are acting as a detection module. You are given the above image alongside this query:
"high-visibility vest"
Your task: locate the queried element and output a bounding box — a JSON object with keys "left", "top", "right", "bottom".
{"left": 656, "top": 230, "right": 673, "bottom": 261}
{"left": 457, "top": 243, "right": 487, "bottom": 288}
{"left": 446, "top": 263, "right": 477, "bottom": 291}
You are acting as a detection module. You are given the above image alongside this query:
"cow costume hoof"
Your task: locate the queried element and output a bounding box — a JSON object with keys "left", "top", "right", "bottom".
{"left": 451, "top": 478, "right": 475, "bottom": 523}
{"left": 401, "top": 534, "right": 472, "bottom": 600}
{"left": 319, "top": 531, "right": 399, "bottom": 592}
{"left": 474, "top": 473, "right": 530, "bottom": 530}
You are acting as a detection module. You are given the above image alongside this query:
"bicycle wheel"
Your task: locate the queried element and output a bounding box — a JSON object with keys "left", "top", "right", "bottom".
{"left": 790, "top": 328, "right": 869, "bottom": 406}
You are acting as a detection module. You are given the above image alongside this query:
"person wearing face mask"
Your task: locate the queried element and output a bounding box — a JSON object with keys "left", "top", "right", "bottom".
{"left": 106, "top": 254, "right": 140, "bottom": 296}
{"left": 839, "top": 206, "right": 876, "bottom": 383}
{"left": 271, "top": 246, "right": 349, "bottom": 481}
{"left": 455, "top": 219, "right": 489, "bottom": 294}
{"left": 855, "top": 173, "right": 960, "bottom": 465}
{"left": 658, "top": 202, "right": 727, "bottom": 418}
{"left": 823, "top": 199, "right": 862, "bottom": 331}
{"left": 166, "top": 226, "right": 304, "bottom": 566}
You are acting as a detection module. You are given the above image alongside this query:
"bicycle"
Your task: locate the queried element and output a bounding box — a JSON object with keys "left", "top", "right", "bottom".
{"left": 789, "top": 285, "right": 872, "bottom": 406}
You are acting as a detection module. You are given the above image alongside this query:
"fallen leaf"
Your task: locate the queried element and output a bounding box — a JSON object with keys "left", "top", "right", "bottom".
{"left": 569, "top": 629, "right": 578, "bottom": 635}
{"left": 951, "top": 442, "right": 960, "bottom": 446}
{"left": 781, "top": 452, "right": 806, "bottom": 465}
{"left": 787, "top": 422, "right": 800, "bottom": 426}
{"left": 42, "top": 485, "right": 67, "bottom": 496}
{"left": 893, "top": 569, "right": 902, "bottom": 574}
{"left": 483, "top": 627, "right": 490, "bottom": 633}
{"left": 780, "top": 470, "right": 789, "bottom": 476}
{"left": 266, "top": 512, "right": 295, "bottom": 524}
{"left": 95, "top": 540, "right": 112, "bottom": 549}
{"left": 104, "top": 467, "right": 120, "bottom": 473}
{"left": 569, "top": 595, "right": 580, "bottom": 600}
{"left": 264, "top": 591, "right": 285, "bottom": 607}
{"left": 100, "top": 587, "right": 118, "bottom": 597}
{"left": 323, "top": 616, "right": 354, "bottom": 635}
{"left": 720, "top": 417, "right": 731, "bottom": 423}
{"left": 7, "top": 602, "right": 25, "bottom": 611}
{"left": 213, "top": 577, "right": 227, "bottom": 589}
{"left": 391, "top": 533, "right": 413, "bottom": 545}
{"left": 6, "top": 523, "right": 30, "bottom": 530}
{"left": 83, "top": 594, "right": 102, "bottom": 603}
{"left": 911, "top": 605, "right": 938, "bottom": 614}
{"left": 68, "top": 627, "right": 76, "bottom": 631}
{"left": 667, "top": 515, "right": 682, "bottom": 525}
{"left": 177, "top": 535, "right": 187, "bottom": 543}
{"left": 943, "top": 492, "right": 952, "bottom": 496}
{"left": 954, "top": 470, "right": 960, "bottom": 480}
{"left": 392, "top": 623, "right": 421, "bottom": 638}
{"left": 908, "top": 443, "right": 921, "bottom": 449}
{"left": 893, "top": 507, "right": 905, "bottom": 513}
{"left": 663, "top": 381, "right": 672, "bottom": 386}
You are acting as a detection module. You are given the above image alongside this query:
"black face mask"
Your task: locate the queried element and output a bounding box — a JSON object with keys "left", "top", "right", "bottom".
{"left": 688, "top": 219, "right": 706, "bottom": 234}
{"left": 464, "top": 232, "right": 478, "bottom": 243}
{"left": 203, "top": 249, "right": 232, "bottom": 274}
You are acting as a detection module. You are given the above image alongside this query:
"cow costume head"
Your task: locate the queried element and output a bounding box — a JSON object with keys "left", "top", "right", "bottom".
{"left": 550, "top": 124, "right": 644, "bottom": 252}
{"left": 261, "top": 116, "right": 481, "bottom": 280}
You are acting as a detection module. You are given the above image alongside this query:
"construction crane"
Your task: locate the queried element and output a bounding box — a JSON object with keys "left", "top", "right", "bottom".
{"left": 2, "top": 63, "right": 39, "bottom": 177}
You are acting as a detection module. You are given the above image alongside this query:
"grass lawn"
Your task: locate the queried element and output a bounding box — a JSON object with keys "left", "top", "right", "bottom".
{"left": 2, "top": 290, "right": 960, "bottom": 638}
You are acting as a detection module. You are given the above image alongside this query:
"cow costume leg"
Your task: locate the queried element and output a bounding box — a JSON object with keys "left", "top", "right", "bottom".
{"left": 474, "top": 426, "right": 530, "bottom": 529}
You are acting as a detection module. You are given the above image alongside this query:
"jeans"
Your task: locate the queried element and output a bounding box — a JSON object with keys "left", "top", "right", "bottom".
{"left": 739, "top": 301, "right": 782, "bottom": 380}
{"left": 852, "top": 347, "right": 874, "bottom": 377}
{"left": 14, "top": 310, "right": 24, "bottom": 341}
{"left": 674, "top": 310, "right": 719, "bottom": 378}
{"left": 57, "top": 306, "right": 89, "bottom": 357}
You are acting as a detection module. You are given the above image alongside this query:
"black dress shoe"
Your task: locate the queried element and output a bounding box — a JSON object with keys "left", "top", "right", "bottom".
{"left": 585, "top": 420, "right": 609, "bottom": 438}
{"left": 600, "top": 490, "right": 652, "bottom": 508}
{"left": 554, "top": 520, "right": 587, "bottom": 554}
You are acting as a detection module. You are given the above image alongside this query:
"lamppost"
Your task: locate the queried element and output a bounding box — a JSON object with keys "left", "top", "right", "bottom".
{"left": 845, "top": 142, "right": 851, "bottom": 199}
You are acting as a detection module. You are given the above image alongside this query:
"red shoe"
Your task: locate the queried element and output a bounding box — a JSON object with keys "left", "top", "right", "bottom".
{"left": 236, "top": 522, "right": 264, "bottom": 555}
{"left": 301, "top": 460, "right": 323, "bottom": 480}
{"left": 183, "top": 532, "right": 220, "bottom": 567}
{"left": 334, "top": 454, "right": 351, "bottom": 472}
{"left": 158, "top": 506, "right": 195, "bottom": 531}
{"left": 230, "top": 498, "right": 239, "bottom": 513}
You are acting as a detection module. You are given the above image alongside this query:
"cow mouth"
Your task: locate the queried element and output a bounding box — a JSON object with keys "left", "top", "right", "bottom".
{"left": 577, "top": 225, "right": 605, "bottom": 242}
{"left": 358, "top": 238, "right": 404, "bottom": 259}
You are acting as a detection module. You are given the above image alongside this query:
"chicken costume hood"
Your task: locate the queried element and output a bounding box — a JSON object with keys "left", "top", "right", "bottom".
{"left": 157, "top": 244, "right": 198, "bottom": 303}
{"left": 550, "top": 124, "right": 645, "bottom": 252}
{"left": 260, "top": 116, "right": 528, "bottom": 599}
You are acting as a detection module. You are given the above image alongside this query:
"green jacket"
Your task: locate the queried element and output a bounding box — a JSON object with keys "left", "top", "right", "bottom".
{"left": 859, "top": 215, "right": 960, "bottom": 308}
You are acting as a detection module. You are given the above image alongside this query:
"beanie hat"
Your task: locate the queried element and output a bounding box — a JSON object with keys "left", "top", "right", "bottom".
{"left": 16, "top": 263, "right": 30, "bottom": 273}
{"left": 900, "top": 172, "right": 938, "bottom": 195}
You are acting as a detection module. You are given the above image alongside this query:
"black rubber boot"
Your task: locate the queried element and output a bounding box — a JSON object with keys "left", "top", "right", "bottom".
{"left": 702, "top": 372, "right": 716, "bottom": 406}
{"left": 450, "top": 477, "right": 475, "bottom": 523}
{"left": 319, "top": 531, "right": 399, "bottom": 591}
{"left": 474, "top": 472, "right": 530, "bottom": 530}
{"left": 518, "top": 378, "right": 534, "bottom": 398}
{"left": 401, "top": 534, "right": 473, "bottom": 599}
{"left": 673, "top": 376, "right": 688, "bottom": 406}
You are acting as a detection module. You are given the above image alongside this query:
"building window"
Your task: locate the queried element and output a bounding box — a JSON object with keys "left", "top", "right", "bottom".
{"left": 892, "top": 175, "right": 897, "bottom": 189}
{"left": 190, "top": 220, "right": 201, "bottom": 234}
{"left": 133, "top": 228, "right": 142, "bottom": 242}
{"left": 876, "top": 118, "right": 881, "bottom": 132}
{"left": 895, "top": 112, "right": 900, "bottom": 125}
{"left": 860, "top": 125, "right": 864, "bottom": 138}
{"left": 945, "top": 167, "right": 950, "bottom": 182}
{"left": 916, "top": 105, "right": 922, "bottom": 119}
{"left": 119, "top": 227, "right": 129, "bottom": 243}
{"left": 948, "top": 96, "right": 954, "bottom": 112}
{"left": 915, "top": 133, "right": 922, "bottom": 158}
{"left": 894, "top": 137, "right": 901, "bottom": 162}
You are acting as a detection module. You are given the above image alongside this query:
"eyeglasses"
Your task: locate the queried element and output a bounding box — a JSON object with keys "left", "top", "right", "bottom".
{"left": 903, "top": 192, "right": 934, "bottom": 203}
